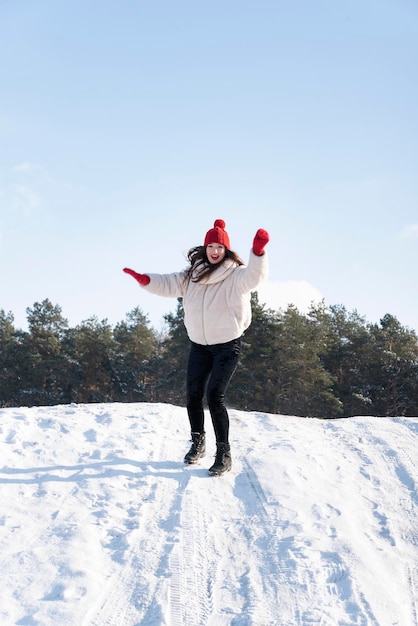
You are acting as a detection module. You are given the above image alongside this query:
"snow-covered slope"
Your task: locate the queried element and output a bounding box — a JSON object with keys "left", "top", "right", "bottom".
{"left": 0, "top": 403, "right": 417, "bottom": 626}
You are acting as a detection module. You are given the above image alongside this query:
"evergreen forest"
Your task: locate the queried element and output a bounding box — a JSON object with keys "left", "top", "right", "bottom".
{"left": 1, "top": 295, "right": 418, "bottom": 417}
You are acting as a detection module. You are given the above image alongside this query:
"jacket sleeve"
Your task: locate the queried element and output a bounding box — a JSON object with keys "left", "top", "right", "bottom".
{"left": 234, "top": 249, "right": 269, "bottom": 293}
{"left": 141, "top": 271, "right": 188, "bottom": 298}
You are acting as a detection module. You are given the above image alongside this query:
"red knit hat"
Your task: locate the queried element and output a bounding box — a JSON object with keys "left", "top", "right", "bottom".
{"left": 204, "top": 219, "right": 231, "bottom": 249}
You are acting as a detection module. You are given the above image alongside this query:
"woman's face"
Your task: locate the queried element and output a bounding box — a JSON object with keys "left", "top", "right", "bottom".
{"left": 206, "top": 243, "right": 226, "bottom": 264}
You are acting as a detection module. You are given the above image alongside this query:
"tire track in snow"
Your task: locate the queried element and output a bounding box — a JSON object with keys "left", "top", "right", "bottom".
{"left": 406, "top": 563, "right": 418, "bottom": 626}
{"left": 168, "top": 475, "right": 217, "bottom": 626}
{"left": 167, "top": 463, "right": 276, "bottom": 626}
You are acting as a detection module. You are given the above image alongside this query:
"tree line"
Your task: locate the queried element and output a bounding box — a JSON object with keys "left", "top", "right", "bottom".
{"left": 1, "top": 295, "right": 418, "bottom": 417}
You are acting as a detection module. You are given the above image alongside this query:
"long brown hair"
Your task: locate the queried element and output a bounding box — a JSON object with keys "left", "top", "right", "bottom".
{"left": 185, "top": 246, "right": 245, "bottom": 282}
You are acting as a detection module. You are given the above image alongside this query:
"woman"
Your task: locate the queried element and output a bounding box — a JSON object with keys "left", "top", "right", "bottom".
{"left": 123, "top": 219, "right": 269, "bottom": 476}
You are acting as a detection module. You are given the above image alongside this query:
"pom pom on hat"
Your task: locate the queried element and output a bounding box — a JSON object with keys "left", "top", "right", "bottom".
{"left": 204, "top": 219, "right": 231, "bottom": 249}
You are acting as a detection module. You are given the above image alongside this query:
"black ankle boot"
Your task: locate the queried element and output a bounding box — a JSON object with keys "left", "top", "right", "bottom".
{"left": 208, "top": 442, "right": 231, "bottom": 476}
{"left": 184, "top": 432, "right": 206, "bottom": 464}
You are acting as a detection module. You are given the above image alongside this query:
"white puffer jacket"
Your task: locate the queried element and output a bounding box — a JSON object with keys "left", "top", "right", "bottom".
{"left": 142, "top": 250, "right": 268, "bottom": 345}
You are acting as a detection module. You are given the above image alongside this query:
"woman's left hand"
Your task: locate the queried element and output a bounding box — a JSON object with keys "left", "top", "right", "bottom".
{"left": 252, "top": 229, "right": 270, "bottom": 256}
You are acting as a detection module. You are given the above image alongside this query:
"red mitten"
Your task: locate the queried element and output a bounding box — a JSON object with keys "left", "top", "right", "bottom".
{"left": 123, "top": 268, "right": 150, "bottom": 285}
{"left": 252, "top": 229, "right": 270, "bottom": 256}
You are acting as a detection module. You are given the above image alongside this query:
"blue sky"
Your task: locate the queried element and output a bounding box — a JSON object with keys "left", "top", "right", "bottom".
{"left": 1, "top": 0, "right": 418, "bottom": 334}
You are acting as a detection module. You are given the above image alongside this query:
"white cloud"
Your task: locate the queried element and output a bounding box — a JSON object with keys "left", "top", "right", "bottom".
{"left": 399, "top": 224, "right": 418, "bottom": 240}
{"left": 0, "top": 162, "right": 49, "bottom": 218}
{"left": 256, "top": 279, "right": 323, "bottom": 314}
{"left": 11, "top": 183, "right": 41, "bottom": 215}
{"left": 11, "top": 162, "right": 40, "bottom": 174}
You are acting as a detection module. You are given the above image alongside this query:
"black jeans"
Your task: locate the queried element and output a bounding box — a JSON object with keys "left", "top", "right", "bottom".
{"left": 186, "top": 338, "right": 241, "bottom": 444}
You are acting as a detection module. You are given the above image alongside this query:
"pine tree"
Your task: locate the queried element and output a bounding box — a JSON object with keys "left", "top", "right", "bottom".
{"left": 309, "top": 303, "right": 372, "bottom": 416}
{"left": 229, "top": 293, "right": 280, "bottom": 412}
{"left": 275, "top": 305, "right": 342, "bottom": 417}
{"left": 152, "top": 299, "right": 189, "bottom": 405}
{"left": 367, "top": 314, "right": 418, "bottom": 416}
{"left": 68, "top": 317, "right": 117, "bottom": 403}
{"left": 0, "top": 310, "right": 19, "bottom": 406}
{"left": 113, "top": 307, "right": 158, "bottom": 401}
{"left": 23, "top": 299, "right": 73, "bottom": 405}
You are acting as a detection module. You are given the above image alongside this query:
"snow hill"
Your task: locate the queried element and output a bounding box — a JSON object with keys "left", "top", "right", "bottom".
{"left": 0, "top": 403, "right": 417, "bottom": 626}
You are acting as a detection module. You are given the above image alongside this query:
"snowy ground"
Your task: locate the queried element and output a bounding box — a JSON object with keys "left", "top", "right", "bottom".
{"left": 0, "top": 402, "right": 417, "bottom": 626}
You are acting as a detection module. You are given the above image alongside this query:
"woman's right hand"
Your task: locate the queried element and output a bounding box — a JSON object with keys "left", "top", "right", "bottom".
{"left": 123, "top": 268, "right": 151, "bottom": 285}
